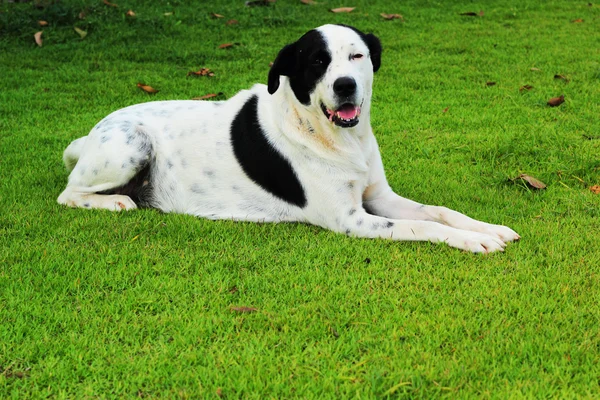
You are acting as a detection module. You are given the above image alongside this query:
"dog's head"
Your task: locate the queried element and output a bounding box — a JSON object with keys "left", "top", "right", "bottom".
{"left": 268, "top": 24, "right": 381, "bottom": 129}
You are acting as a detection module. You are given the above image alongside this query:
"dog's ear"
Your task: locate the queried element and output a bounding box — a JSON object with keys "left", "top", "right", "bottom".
{"left": 268, "top": 42, "right": 297, "bottom": 95}
{"left": 364, "top": 33, "right": 382, "bottom": 72}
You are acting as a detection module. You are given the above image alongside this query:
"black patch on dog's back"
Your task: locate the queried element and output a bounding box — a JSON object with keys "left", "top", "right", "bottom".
{"left": 230, "top": 95, "right": 307, "bottom": 208}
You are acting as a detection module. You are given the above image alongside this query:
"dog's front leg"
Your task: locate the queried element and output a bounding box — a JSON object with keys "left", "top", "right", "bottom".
{"left": 334, "top": 208, "right": 507, "bottom": 253}
{"left": 363, "top": 189, "right": 520, "bottom": 244}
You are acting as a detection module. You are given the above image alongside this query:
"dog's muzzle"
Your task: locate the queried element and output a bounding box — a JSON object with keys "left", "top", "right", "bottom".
{"left": 320, "top": 102, "right": 362, "bottom": 128}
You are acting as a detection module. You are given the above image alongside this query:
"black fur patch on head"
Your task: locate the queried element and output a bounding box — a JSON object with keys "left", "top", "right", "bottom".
{"left": 231, "top": 95, "right": 307, "bottom": 208}
{"left": 268, "top": 30, "right": 331, "bottom": 105}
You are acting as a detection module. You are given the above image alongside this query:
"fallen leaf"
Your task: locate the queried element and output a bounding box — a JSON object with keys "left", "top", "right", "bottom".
{"left": 572, "top": 18, "right": 584, "bottom": 23}
{"left": 547, "top": 95, "right": 565, "bottom": 107}
{"left": 519, "top": 84, "right": 534, "bottom": 91}
{"left": 103, "top": 0, "right": 118, "bottom": 7}
{"left": 460, "top": 10, "right": 484, "bottom": 16}
{"left": 269, "top": 61, "right": 274, "bottom": 67}
{"left": 226, "top": 19, "right": 238, "bottom": 25}
{"left": 381, "top": 13, "right": 403, "bottom": 20}
{"left": 216, "top": 388, "right": 223, "bottom": 398}
{"left": 530, "top": 67, "right": 541, "bottom": 71}
{"left": 137, "top": 83, "right": 159, "bottom": 94}
{"left": 74, "top": 27, "right": 87, "bottom": 39}
{"left": 300, "top": 0, "right": 316, "bottom": 4}
{"left": 245, "top": 0, "right": 275, "bottom": 6}
{"left": 590, "top": 185, "right": 600, "bottom": 194}
{"left": 78, "top": 10, "right": 87, "bottom": 19}
{"left": 228, "top": 285, "right": 238, "bottom": 294}
{"left": 126, "top": 10, "right": 136, "bottom": 17}
{"left": 514, "top": 174, "right": 547, "bottom": 189}
{"left": 219, "top": 43, "right": 234, "bottom": 49}
{"left": 38, "top": 20, "right": 48, "bottom": 26}
{"left": 231, "top": 306, "right": 257, "bottom": 313}
{"left": 442, "top": 107, "right": 449, "bottom": 113}
{"left": 34, "top": 31, "right": 43, "bottom": 47}
{"left": 331, "top": 7, "right": 355, "bottom": 13}
{"left": 187, "top": 68, "right": 215, "bottom": 77}
{"left": 554, "top": 74, "right": 569, "bottom": 83}
{"left": 211, "top": 13, "right": 224, "bottom": 18}
{"left": 193, "top": 92, "right": 224, "bottom": 100}
{"left": 486, "top": 81, "right": 496, "bottom": 86}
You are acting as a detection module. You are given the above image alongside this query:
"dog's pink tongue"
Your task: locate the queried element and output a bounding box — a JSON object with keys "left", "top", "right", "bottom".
{"left": 337, "top": 105, "right": 359, "bottom": 120}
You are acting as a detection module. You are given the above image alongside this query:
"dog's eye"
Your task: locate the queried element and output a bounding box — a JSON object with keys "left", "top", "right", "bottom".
{"left": 351, "top": 54, "right": 364, "bottom": 60}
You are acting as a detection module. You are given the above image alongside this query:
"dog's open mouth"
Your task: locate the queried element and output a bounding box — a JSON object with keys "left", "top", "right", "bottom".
{"left": 321, "top": 102, "right": 361, "bottom": 128}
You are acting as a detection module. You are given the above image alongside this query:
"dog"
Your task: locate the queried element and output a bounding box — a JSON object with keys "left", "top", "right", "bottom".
{"left": 57, "top": 24, "right": 519, "bottom": 253}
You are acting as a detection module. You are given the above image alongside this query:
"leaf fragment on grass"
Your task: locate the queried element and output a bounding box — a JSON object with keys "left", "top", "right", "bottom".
{"left": 211, "top": 12, "right": 224, "bottom": 18}
{"left": 103, "top": 0, "right": 118, "bottom": 8}
{"left": 572, "top": 18, "right": 584, "bottom": 23}
{"left": 126, "top": 10, "right": 136, "bottom": 17}
{"left": 514, "top": 174, "right": 547, "bottom": 189}
{"left": 331, "top": 7, "right": 355, "bottom": 13}
{"left": 38, "top": 20, "right": 48, "bottom": 27}
{"left": 226, "top": 19, "right": 238, "bottom": 25}
{"left": 231, "top": 306, "right": 257, "bottom": 313}
{"left": 554, "top": 74, "right": 569, "bottom": 83}
{"left": 137, "top": 83, "right": 159, "bottom": 94}
{"left": 547, "top": 95, "right": 565, "bottom": 107}
{"left": 590, "top": 185, "right": 600, "bottom": 194}
{"left": 187, "top": 68, "right": 215, "bottom": 77}
{"left": 486, "top": 81, "right": 496, "bottom": 86}
{"left": 216, "top": 387, "right": 223, "bottom": 398}
{"left": 381, "top": 13, "right": 403, "bottom": 20}
{"left": 442, "top": 106, "right": 449, "bottom": 113}
{"left": 78, "top": 10, "right": 87, "bottom": 19}
{"left": 193, "top": 92, "right": 224, "bottom": 100}
{"left": 34, "top": 31, "right": 43, "bottom": 47}
{"left": 219, "top": 43, "right": 234, "bottom": 49}
{"left": 520, "top": 84, "right": 533, "bottom": 91}
{"left": 74, "top": 27, "right": 87, "bottom": 39}
{"left": 460, "top": 10, "right": 484, "bottom": 16}
{"left": 245, "top": 0, "right": 275, "bottom": 6}
{"left": 530, "top": 67, "right": 541, "bottom": 71}
{"left": 300, "top": 0, "right": 316, "bottom": 4}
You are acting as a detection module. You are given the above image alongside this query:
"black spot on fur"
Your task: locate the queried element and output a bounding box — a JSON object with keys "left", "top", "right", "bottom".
{"left": 348, "top": 208, "right": 356, "bottom": 216}
{"left": 386, "top": 221, "right": 394, "bottom": 228}
{"left": 203, "top": 169, "right": 215, "bottom": 177}
{"left": 190, "top": 183, "right": 204, "bottom": 194}
{"left": 83, "top": 202, "right": 90, "bottom": 208}
{"left": 345, "top": 229, "right": 351, "bottom": 235}
{"left": 100, "top": 135, "right": 110, "bottom": 143}
{"left": 356, "top": 218, "right": 363, "bottom": 226}
{"left": 93, "top": 169, "right": 99, "bottom": 176}
{"left": 231, "top": 95, "right": 306, "bottom": 208}
{"left": 166, "top": 160, "right": 173, "bottom": 169}
{"left": 268, "top": 30, "right": 331, "bottom": 106}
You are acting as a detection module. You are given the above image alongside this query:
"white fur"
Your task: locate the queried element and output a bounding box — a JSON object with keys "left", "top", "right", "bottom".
{"left": 57, "top": 24, "right": 519, "bottom": 253}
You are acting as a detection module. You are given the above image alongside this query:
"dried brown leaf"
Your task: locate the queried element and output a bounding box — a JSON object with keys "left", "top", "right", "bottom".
{"left": 211, "top": 13, "right": 224, "bottom": 18}
{"left": 231, "top": 306, "right": 257, "bottom": 313}
{"left": 590, "top": 185, "right": 600, "bottom": 194}
{"left": 103, "top": 0, "right": 118, "bottom": 7}
{"left": 78, "top": 10, "right": 87, "bottom": 19}
{"left": 381, "top": 13, "right": 403, "bottom": 20}
{"left": 486, "top": 81, "right": 496, "bottom": 86}
{"left": 331, "top": 7, "right": 355, "bottom": 13}
{"left": 460, "top": 10, "right": 484, "bottom": 16}
{"left": 519, "top": 84, "right": 534, "bottom": 91}
{"left": 226, "top": 19, "right": 238, "bottom": 25}
{"left": 246, "top": 0, "right": 275, "bottom": 6}
{"left": 216, "top": 388, "right": 223, "bottom": 398}
{"left": 554, "top": 74, "right": 569, "bottom": 83}
{"left": 38, "top": 20, "right": 48, "bottom": 26}
{"left": 193, "top": 92, "right": 224, "bottom": 100}
{"left": 137, "top": 83, "right": 159, "bottom": 94}
{"left": 300, "top": 0, "right": 316, "bottom": 4}
{"left": 187, "top": 68, "right": 215, "bottom": 77}
{"left": 126, "top": 10, "right": 136, "bottom": 17}
{"left": 572, "top": 18, "right": 584, "bottom": 23}
{"left": 442, "top": 106, "right": 449, "bottom": 113}
{"left": 530, "top": 67, "right": 541, "bottom": 71}
{"left": 515, "top": 174, "right": 547, "bottom": 189}
{"left": 34, "top": 31, "right": 43, "bottom": 47}
{"left": 547, "top": 95, "right": 565, "bottom": 107}
{"left": 74, "top": 26, "right": 87, "bottom": 39}
{"left": 219, "top": 43, "right": 233, "bottom": 49}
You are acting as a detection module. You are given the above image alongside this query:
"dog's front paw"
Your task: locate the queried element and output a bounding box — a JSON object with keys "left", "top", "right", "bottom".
{"left": 481, "top": 224, "right": 520, "bottom": 243}
{"left": 444, "top": 231, "right": 507, "bottom": 254}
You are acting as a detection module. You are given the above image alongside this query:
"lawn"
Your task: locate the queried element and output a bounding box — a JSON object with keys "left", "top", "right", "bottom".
{"left": 1, "top": 0, "right": 599, "bottom": 398}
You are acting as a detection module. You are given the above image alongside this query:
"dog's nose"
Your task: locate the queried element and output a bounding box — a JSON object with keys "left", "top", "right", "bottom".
{"left": 333, "top": 77, "right": 357, "bottom": 97}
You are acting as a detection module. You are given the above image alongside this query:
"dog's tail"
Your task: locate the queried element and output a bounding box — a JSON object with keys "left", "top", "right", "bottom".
{"left": 63, "top": 136, "right": 87, "bottom": 172}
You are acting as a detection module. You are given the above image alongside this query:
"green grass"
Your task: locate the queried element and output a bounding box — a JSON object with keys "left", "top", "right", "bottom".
{"left": 1, "top": 0, "right": 599, "bottom": 397}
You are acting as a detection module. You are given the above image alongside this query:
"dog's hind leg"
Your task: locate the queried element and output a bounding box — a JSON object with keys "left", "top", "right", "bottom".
{"left": 57, "top": 123, "right": 153, "bottom": 211}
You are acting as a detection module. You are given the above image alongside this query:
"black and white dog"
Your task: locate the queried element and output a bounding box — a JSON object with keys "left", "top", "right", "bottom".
{"left": 58, "top": 24, "right": 519, "bottom": 253}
